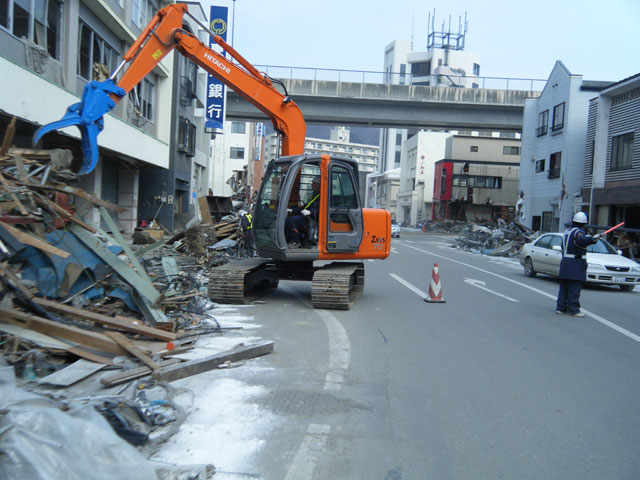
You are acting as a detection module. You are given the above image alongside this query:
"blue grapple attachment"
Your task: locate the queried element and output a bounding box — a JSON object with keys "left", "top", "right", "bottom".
{"left": 32, "top": 80, "right": 125, "bottom": 175}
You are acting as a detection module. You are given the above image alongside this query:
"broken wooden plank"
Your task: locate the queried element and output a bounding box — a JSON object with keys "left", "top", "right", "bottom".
{"left": 32, "top": 298, "right": 176, "bottom": 341}
{"left": 99, "top": 358, "right": 181, "bottom": 387}
{"left": 66, "top": 347, "right": 114, "bottom": 365}
{"left": 0, "top": 220, "right": 70, "bottom": 258}
{"left": 0, "top": 117, "right": 16, "bottom": 155}
{"left": 37, "top": 359, "right": 105, "bottom": 387}
{"left": 0, "top": 307, "right": 128, "bottom": 356}
{"left": 35, "top": 196, "right": 96, "bottom": 233}
{"left": 104, "top": 331, "right": 160, "bottom": 370}
{"left": 0, "top": 171, "right": 29, "bottom": 216}
{"left": 152, "top": 341, "right": 274, "bottom": 383}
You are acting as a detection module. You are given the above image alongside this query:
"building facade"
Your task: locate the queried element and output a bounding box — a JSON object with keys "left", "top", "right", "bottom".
{"left": 433, "top": 135, "right": 521, "bottom": 221}
{"left": 396, "top": 131, "right": 449, "bottom": 226}
{"left": 365, "top": 169, "right": 400, "bottom": 219}
{"left": 583, "top": 73, "right": 640, "bottom": 232}
{"left": 1, "top": 0, "right": 209, "bottom": 233}
{"left": 518, "top": 61, "right": 612, "bottom": 232}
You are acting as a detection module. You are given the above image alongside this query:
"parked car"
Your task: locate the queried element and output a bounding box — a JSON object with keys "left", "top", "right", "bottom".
{"left": 391, "top": 224, "right": 401, "bottom": 238}
{"left": 519, "top": 232, "right": 640, "bottom": 291}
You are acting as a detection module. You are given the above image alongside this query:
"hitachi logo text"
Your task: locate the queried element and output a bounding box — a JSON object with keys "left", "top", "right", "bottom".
{"left": 204, "top": 53, "right": 230, "bottom": 74}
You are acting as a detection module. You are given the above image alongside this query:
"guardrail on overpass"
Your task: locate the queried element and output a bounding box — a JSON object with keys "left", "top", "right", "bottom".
{"left": 225, "top": 67, "right": 543, "bottom": 131}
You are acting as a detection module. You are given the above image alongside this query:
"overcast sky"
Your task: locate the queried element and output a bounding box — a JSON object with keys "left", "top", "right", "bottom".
{"left": 202, "top": 0, "right": 639, "bottom": 83}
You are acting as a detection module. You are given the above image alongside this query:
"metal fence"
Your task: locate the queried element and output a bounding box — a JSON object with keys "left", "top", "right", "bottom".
{"left": 254, "top": 65, "right": 546, "bottom": 92}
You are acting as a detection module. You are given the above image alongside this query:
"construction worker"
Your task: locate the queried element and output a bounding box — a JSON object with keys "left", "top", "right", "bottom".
{"left": 239, "top": 210, "right": 254, "bottom": 256}
{"left": 556, "top": 211, "right": 600, "bottom": 317}
{"left": 285, "top": 177, "right": 321, "bottom": 247}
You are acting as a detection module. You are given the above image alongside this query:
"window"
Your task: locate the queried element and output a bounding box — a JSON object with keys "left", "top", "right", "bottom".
{"left": 548, "top": 152, "right": 561, "bottom": 178}
{"left": 470, "top": 146, "right": 478, "bottom": 152}
{"left": 588, "top": 140, "right": 595, "bottom": 174}
{"left": 77, "top": 21, "right": 119, "bottom": 80}
{"left": 503, "top": 146, "right": 520, "bottom": 155}
{"left": 610, "top": 132, "right": 634, "bottom": 170}
{"left": 537, "top": 110, "right": 548, "bottom": 136}
{"left": 412, "top": 61, "right": 430, "bottom": 76}
{"left": 441, "top": 169, "right": 447, "bottom": 194}
{"left": 330, "top": 166, "right": 358, "bottom": 209}
{"left": 177, "top": 117, "right": 196, "bottom": 156}
{"left": 1, "top": 0, "right": 63, "bottom": 60}
{"left": 230, "top": 147, "right": 245, "bottom": 159}
{"left": 133, "top": 78, "right": 154, "bottom": 120}
{"left": 535, "top": 159, "right": 545, "bottom": 173}
{"left": 399, "top": 64, "right": 406, "bottom": 85}
{"left": 395, "top": 132, "right": 403, "bottom": 146}
{"left": 473, "top": 63, "right": 480, "bottom": 76}
{"left": 132, "top": 0, "right": 158, "bottom": 28}
{"left": 231, "top": 122, "right": 246, "bottom": 134}
{"left": 541, "top": 211, "right": 553, "bottom": 232}
{"left": 552, "top": 103, "right": 565, "bottom": 131}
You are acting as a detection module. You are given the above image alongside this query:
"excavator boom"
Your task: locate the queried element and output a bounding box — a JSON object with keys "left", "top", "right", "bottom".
{"left": 33, "top": 3, "right": 305, "bottom": 173}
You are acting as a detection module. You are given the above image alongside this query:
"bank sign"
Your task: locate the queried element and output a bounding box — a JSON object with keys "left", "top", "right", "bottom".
{"left": 205, "top": 6, "right": 228, "bottom": 130}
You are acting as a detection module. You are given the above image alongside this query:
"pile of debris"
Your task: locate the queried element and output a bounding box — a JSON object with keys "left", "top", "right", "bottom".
{"left": 451, "top": 219, "right": 537, "bottom": 257}
{"left": 0, "top": 121, "right": 271, "bottom": 477}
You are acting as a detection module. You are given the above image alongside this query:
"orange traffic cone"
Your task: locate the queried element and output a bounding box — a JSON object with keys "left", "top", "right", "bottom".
{"left": 425, "top": 263, "right": 446, "bottom": 303}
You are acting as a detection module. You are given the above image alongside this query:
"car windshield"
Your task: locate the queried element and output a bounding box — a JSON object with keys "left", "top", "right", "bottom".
{"left": 587, "top": 238, "right": 619, "bottom": 255}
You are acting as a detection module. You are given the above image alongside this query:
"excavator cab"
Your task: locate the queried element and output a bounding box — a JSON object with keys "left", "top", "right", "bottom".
{"left": 254, "top": 154, "right": 366, "bottom": 261}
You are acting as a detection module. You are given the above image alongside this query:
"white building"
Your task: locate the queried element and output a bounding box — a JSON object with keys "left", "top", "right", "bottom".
{"left": 396, "top": 131, "right": 450, "bottom": 225}
{"left": 519, "top": 61, "right": 612, "bottom": 232}
{"left": 379, "top": 15, "right": 480, "bottom": 174}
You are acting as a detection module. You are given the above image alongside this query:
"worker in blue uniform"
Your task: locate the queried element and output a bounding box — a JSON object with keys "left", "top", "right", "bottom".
{"left": 556, "top": 212, "right": 601, "bottom": 317}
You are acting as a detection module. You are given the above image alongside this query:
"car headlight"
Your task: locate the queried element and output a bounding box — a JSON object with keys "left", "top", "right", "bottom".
{"left": 588, "top": 263, "right": 605, "bottom": 270}
{"left": 631, "top": 266, "right": 640, "bottom": 273}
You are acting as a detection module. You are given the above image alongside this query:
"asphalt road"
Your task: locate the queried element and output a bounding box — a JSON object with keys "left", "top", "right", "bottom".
{"left": 220, "top": 233, "right": 640, "bottom": 480}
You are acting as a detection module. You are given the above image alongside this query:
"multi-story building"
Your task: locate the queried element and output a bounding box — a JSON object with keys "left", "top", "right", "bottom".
{"left": 433, "top": 135, "right": 521, "bottom": 221}
{"left": 365, "top": 169, "right": 400, "bottom": 219}
{"left": 396, "top": 131, "right": 450, "bottom": 225}
{"left": 210, "top": 120, "right": 265, "bottom": 200}
{"left": 379, "top": 15, "right": 480, "bottom": 174}
{"left": 583, "top": 73, "right": 640, "bottom": 231}
{"left": 519, "top": 61, "right": 613, "bottom": 231}
{"left": 1, "top": 0, "right": 209, "bottom": 233}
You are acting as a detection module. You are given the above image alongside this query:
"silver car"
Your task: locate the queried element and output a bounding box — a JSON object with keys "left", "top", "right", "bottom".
{"left": 519, "top": 232, "right": 640, "bottom": 292}
{"left": 391, "top": 224, "right": 401, "bottom": 238}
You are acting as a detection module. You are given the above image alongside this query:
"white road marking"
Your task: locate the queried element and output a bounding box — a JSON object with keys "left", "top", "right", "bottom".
{"left": 389, "top": 273, "right": 427, "bottom": 299}
{"left": 280, "top": 285, "right": 351, "bottom": 478}
{"left": 283, "top": 424, "right": 332, "bottom": 480}
{"left": 401, "top": 243, "right": 640, "bottom": 343}
{"left": 464, "top": 278, "right": 519, "bottom": 302}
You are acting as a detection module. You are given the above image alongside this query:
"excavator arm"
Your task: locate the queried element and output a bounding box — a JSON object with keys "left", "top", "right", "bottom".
{"left": 33, "top": 3, "right": 305, "bottom": 174}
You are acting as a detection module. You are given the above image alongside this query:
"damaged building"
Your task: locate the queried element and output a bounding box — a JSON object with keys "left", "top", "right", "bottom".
{"left": 1, "top": 1, "right": 210, "bottom": 235}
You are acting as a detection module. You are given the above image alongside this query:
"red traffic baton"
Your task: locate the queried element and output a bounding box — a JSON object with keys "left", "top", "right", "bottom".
{"left": 602, "top": 221, "right": 624, "bottom": 235}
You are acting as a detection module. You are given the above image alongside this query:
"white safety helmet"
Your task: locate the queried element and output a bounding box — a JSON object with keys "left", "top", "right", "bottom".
{"left": 572, "top": 212, "right": 588, "bottom": 224}
{"left": 238, "top": 210, "right": 246, "bottom": 216}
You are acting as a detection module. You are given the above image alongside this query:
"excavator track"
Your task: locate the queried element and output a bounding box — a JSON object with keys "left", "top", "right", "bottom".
{"left": 311, "top": 262, "right": 365, "bottom": 310}
{"left": 208, "top": 259, "right": 276, "bottom": 304}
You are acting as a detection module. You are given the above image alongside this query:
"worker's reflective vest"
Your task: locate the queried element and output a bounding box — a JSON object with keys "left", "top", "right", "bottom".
{"left": 304, "top": 194, "right": 320, "bottom": 210}
{"left": 243, "top": 214, "right": 252, "bottom": 230}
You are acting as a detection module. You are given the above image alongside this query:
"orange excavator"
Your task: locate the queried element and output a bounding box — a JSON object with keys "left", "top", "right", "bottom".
{"left": 33, "top": 3, "right": 390, "bottom": 309}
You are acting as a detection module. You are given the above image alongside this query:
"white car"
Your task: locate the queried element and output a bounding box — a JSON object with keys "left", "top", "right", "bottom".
{"left": 391, "top": 224, "right": 401, "bottom": 238}
{"left": 519, "top": 232, "right": 640, "bottom": 292}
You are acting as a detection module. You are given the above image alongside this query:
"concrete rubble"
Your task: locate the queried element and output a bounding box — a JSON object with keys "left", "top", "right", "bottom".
{"left": 0, "top": 121, "right": 269, "bottom": 478}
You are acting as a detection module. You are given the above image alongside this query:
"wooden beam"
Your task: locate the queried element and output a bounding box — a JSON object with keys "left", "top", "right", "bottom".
{"left": 0, "top": 117, "right": 16, "bottom": 155}
{"left": 32, "top": 298, "right": 176, "bottom": 341}
{"left": 100, "top": 358, "right": 181, "bottom": 387}
{"left": 152, "top": 341, "right": 274, "bottom": 382}
{"left": 35, "top": 196, "right": 96, "bottom": 233}
{"left": 0, "top": 307, "right": 128, "bottom": 356}
{"left": 0, "top": 220, "right": 70, "bottom": 258}
{"left": 105, "top": 331, "right": 160, "bottom": 370}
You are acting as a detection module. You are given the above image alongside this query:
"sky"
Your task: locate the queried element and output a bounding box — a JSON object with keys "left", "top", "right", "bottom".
{"left": 201, "top": 0, "right": 639, "bottom": 83}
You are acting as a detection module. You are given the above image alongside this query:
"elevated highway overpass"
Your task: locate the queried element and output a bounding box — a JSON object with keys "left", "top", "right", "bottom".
{"left": 225, "top": 78, "right": 541, "bottom": 132}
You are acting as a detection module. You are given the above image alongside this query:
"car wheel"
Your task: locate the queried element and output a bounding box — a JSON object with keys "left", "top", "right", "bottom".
{"left": 524, "top": 257, "right": 536, "bottom": 277}
{"left": 620, "top": 284, "right": 635, "bottom": 292}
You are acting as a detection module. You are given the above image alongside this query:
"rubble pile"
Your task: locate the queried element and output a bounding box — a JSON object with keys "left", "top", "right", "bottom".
{"left": 0, "top": 122, "right": 272, "bottom": 477}
{"left": 451, "top": 219, "right": 537, "bottom": 256}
